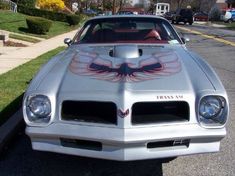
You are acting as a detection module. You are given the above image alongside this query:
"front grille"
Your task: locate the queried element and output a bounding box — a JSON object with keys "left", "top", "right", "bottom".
{"left": 61, "top": 101, "right": 117, "bottom": 125}
{"left": 132, "top": 101, "right": 189, "bottom": 125}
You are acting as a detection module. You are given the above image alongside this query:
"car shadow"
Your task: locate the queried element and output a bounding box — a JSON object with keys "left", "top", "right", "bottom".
{"left": 18, "top": 27, "right": 30, "bottom": 33}
{"left": 18, "top": 27, "right": 46, "bottom": 37}
{"left": 0, "top": 132, "right": 168, "bottom": 176}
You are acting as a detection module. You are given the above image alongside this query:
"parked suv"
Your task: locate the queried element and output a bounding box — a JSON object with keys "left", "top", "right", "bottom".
{"left": 223, "top": 9, "right": 235, "bottom": 23}
{"left": 172, "top": 8, "right": 193, "bottom": 25}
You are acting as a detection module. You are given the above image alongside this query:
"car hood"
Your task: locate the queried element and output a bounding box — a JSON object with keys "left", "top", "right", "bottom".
{"left": 35, "top": 44, "right": 215, "bottom": 96}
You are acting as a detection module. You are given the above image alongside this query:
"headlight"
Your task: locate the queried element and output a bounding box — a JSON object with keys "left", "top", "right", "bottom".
{"left": 199, "top": 97, "right": 222, "bottom": 118}
{"left": 198, "top": 96, "right": 228, "bottom": 127}
{"left": 26, "top": 95, "right": 51, "bottom": 123}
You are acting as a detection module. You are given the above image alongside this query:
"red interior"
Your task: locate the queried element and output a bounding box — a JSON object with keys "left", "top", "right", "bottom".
{"left": 87, "top": 28, "right": 168, "bottom": 44}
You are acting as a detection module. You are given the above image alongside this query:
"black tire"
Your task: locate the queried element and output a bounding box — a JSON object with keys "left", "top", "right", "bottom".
{"left": 228, "top": 19, "right": 232, "bottom": 24}
{"left": 159, "top": 157, "right": 177, "bottom": 163}
{"left": 189, "top": 22, "right": 193, "bottom": 25}
{"left": 172, "top": 20, "right": 175, "bottom": 24}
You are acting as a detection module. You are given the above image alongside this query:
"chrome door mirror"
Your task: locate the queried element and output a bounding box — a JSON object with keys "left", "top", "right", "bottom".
{"left": 181, "top": 37, "right": 190, "bottom": 44}
{"left": 64, "top": 38, "right": 72, "bottom": 46}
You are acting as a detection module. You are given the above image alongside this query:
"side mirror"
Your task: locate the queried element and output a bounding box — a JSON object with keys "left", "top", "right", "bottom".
{"left": 181, "top": 37, "right": 190, "bottom": 44}
{"left": 64, "top": 38, "right": 72, "bottom": 46}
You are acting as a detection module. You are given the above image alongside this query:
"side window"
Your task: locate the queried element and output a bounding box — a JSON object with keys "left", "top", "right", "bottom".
{"left": 176, "top": 9, "right": 180, "bottom": 14}
{"left": 92, "top": 24, "right": 101, "bottom": 34}
{"left": 102, "top": 22, "right": 116, "bottom": 30}
{"left": 78, "top": 24, "right": 91, "bottom": 42}
{"left": 136, "top": 22, "right": 154, "bottom": 29}
{"left": 232, "top": 11, "right": 235, "bottom": 18}
{"left": 162, "top": 23, "right": 180, "bottom": 43}
{"left": 180, "top": 9, "right": 185, "bottom": 16}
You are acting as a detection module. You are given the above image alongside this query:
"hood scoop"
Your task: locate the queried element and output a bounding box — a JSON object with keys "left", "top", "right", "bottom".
{"left": 110, "top": 45, "right": 142, "bottom": 59}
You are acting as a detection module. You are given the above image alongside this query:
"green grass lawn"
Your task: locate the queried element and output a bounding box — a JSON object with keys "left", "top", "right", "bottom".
{"left": 0, "top": 46, "right": 66, "bottom": 126}
{"left": 212, "top": 21, "right": 235, "bottom": 30}
{"left": 224, "top": 22, "right": 235, "bottom": 30}
{"left": 0, "top": 11, "right": 80, "bottom": 39}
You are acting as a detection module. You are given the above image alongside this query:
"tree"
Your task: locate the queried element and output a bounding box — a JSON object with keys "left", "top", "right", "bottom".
{"left": 226, "top": 0, "right": 235, "bottom": 8}
{"left": 103, "top": 0, "right": 112, "bottom": 10}
{"left": 14, "top": 0, "right": 36, "bottom": 7}
{"left": 209, "top": 4, "right": 221, "bottom": 21}
{"left": 37, "top": 0, "right": 65, "bottom": 11}
{"left": 176, "top": 0, "right": 185, "bottom": 8}
{"left": 112, "top": 0, "right": 116, "bottom": 14}
{"left": 226, "top": 0, "right": 235, "bottom": 4}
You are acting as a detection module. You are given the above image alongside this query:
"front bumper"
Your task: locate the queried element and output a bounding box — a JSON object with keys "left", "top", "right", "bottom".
{"left": 26, "top": 123, "right": 226, "bottom": 161}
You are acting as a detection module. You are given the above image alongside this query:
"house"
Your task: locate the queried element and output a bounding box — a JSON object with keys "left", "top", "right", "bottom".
{"left": 216, "top": 0, "right": 235, "bottom": 9}
{"left": 125, "top": 0, "right": 150, "bottom": 8}
{"left": 216, "top": 0, "right": 228, "bottom": 9}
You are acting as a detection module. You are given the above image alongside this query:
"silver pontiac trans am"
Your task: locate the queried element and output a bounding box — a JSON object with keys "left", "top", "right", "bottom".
{"left": 23, "top": 15, "right": 229, "bottom": 161}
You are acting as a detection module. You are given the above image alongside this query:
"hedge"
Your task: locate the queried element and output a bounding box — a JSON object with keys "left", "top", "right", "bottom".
{"left": 17, "top": 4, "right": 68, "bottom": 22}
{"left": 17, "top": 0, "right": 36, "bottom": 7}
{"left": 75, "top": 12, "right": 88, "bottom": 21}
{"left": 0, "top": 1, "right": 10, "bottom": 10}
{"left": 66, "top": 14, "right": 81, "bottom": 26}
{"left": 26, "top": 16, "right": 52, "bottom": 34}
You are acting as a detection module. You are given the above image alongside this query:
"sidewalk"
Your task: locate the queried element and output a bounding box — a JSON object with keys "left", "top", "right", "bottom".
{"left": 193, "top": 21, "right": 227, "bottom": 28}
{"left": 0, "top": 29, "right": 78, "bottom": 75}
{"left": 0, "top": 29, "right": 45, "bottom": 41}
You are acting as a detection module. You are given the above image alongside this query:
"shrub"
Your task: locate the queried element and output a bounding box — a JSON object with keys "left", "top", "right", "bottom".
{"left": 75, "top": 12, "right": 89, "bottom": 21}
{"left": 66, "top": 14, "right": 80, "bottom": 26}
{"left": 18, "top": 4, "right": 68, "bottom": 22}
{"left": 37, "top": 0, "right": 65, "bottom": 12}
{"left": 18, "top": 5, "right": 86, "bottom": 25}
{"left": 26, "top": 17, "right": 52, "bottom": 34}
{"left": 0, "top": 1, "right": 10, "bottom": 10}
{"left": 17, "top": 0, "right": 36, "bottom": 7}
{"left": 209, "top": 5, "right": 222, "bottom": 21}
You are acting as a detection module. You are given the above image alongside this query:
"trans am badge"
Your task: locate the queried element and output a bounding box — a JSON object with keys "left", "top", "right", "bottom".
{"left": 69, "top": 50, "right": 181, "bottom": 82}
{"left": 118, "top": 109, "right": 130, "bottom": 118}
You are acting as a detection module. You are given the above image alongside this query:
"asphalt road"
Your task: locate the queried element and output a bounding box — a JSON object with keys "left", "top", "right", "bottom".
{"left": 0, "top": 24, "right": 235, "bottom": 176}
{"left": 163, "top": 24, "right": 235, "bottom": 176}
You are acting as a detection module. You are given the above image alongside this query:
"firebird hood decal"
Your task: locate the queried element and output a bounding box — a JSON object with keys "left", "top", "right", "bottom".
{"left": 69, "top": 50, "right": 181, "bottom": 82}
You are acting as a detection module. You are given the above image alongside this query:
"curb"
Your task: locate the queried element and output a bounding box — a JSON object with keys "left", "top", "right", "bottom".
{"left": 0, "top": 109, "right": 24, "bottom": 153}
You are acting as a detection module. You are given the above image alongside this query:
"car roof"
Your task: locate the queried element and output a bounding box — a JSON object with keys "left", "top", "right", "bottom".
{"left": 87, "top": 15, "right": 167, "bottom": 22}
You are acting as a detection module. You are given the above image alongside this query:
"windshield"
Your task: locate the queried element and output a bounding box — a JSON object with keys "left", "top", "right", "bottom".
{"left": 75, "top": 17, "right": 182, "bottom": 44}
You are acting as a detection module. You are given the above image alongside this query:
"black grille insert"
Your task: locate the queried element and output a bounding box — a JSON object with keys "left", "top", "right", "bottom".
{"left": 147, "top": 139, "right": 190, "bottom": 149}
{"left": 61, "top": 138, "right": 102, "bottom": 151}
{"left": 61, "top": 101, "right": 117, "bottom": 125}
{"left": 132, "top": 101, "right": 189, "bottom": 124}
